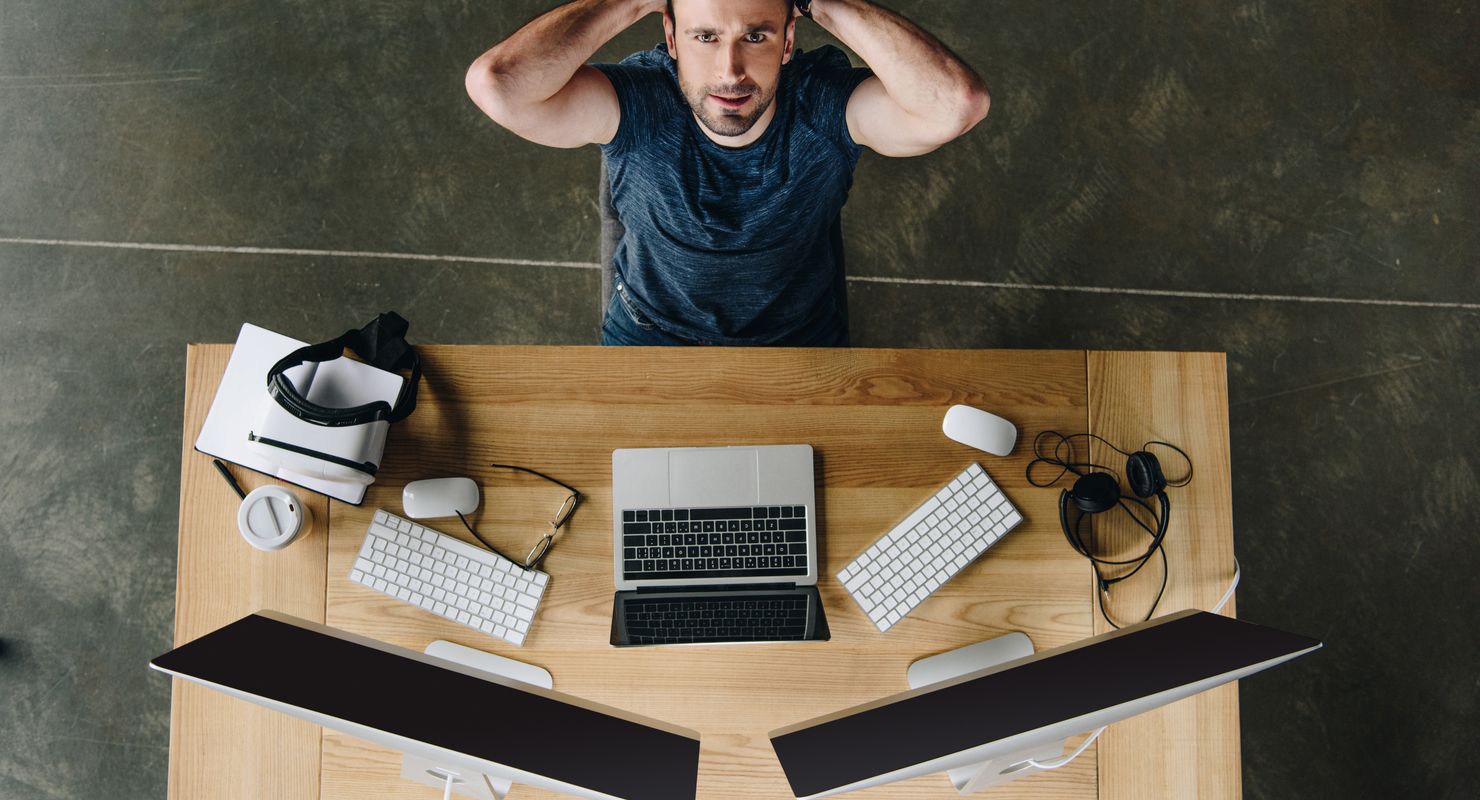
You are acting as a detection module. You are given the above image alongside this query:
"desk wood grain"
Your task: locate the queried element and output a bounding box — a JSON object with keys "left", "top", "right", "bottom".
{"left": 1087, "top": 352, "right": 1239, "bottom": 800}
{"left": 170, "top": 346, "right": 1236, "bottom": 800}
{"left": 169, "top": 345, "right": 331, "bottom": 800}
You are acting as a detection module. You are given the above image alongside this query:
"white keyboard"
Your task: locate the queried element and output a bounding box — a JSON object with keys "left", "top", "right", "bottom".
{"left": 838, "top": 463, "right": 1023, "bottom": 632}
{"left": 350, "top": 510, "right": 549, "bottom": 647}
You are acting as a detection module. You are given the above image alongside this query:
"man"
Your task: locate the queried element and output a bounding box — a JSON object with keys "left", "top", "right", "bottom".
{"left": 466, "top": 0, "right": 989, "bottom": 345}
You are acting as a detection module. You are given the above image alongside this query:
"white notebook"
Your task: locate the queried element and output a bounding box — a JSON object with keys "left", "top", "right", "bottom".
{"left": 193, "top": 322, "right": 404, "bottom": 505}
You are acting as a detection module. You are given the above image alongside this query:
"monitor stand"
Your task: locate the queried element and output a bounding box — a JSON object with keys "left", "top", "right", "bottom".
{"left": 906, "top": 633, "right": 1069, "bottom": 793}
{"left": 399, "top": 641, "right": 555, "bottom": 800}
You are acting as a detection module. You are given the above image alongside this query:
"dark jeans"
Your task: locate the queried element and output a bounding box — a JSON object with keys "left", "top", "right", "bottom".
{"left": 600, "top": 285, "right": 849, "bottom": 347}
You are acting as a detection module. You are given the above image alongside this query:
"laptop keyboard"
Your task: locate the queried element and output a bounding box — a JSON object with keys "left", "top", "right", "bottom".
{"left": 621, "top": 505, "right": 809, "bottom": 581}
{"left": 622, "top": 594, "right": 810, "bottom": 644}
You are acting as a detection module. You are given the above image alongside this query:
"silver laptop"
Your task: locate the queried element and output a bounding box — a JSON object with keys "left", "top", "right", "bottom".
{"left": 609, "top": 445, "right": 829, "bottom": 646}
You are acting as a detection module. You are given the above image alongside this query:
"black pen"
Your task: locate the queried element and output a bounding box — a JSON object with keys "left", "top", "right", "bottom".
{"left": 213, "top": 458, "right": 248, "bottom": 500}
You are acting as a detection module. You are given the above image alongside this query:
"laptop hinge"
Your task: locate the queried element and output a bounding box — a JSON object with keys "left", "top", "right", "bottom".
{"left": 629, "top": 582, "right": 798, "bottom": 594}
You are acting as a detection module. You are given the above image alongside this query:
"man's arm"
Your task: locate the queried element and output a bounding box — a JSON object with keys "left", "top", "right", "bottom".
{"left": 465, "top": 0, "right": 665, "bottom": 149}
{"left": 807, "top": 0, "right": 990, "bottom": 157}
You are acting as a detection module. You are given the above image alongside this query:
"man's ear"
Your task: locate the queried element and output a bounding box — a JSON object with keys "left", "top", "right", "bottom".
{"left": 663, "top": 9, "right": 677, "bottom": 59}
{"left": 782, "top": 18, "right": 795, "bottom": 64}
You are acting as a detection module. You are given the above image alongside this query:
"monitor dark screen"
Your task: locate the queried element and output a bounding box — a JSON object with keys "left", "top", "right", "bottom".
{"left": 152, "top": 613, "right": 699, "bottom": 800}
{"left": 770, "top": 611, "right": 1319, "bottom": 798}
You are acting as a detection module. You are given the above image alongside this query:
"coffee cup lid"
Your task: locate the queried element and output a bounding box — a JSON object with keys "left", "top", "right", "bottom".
{"left": 238, "top": 486, "right": 304, "bottom": 550}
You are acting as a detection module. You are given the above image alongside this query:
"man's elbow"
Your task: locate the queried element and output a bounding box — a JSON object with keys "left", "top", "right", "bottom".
{"left": 955, "top": 81, "right": 991, "bottom": 137}
{"left": 917, "top": 83, "right": 991, "bottom": 151}
{"left": 467, "top": 49, "right": 541, "bottom": 128}
{"left": 465, "top": 57, "right": 511, "bottom": 121}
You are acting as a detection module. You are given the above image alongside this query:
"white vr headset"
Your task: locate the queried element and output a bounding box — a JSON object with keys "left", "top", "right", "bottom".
{"left": 247, "top": 313, "right": 422, "bottom": 487}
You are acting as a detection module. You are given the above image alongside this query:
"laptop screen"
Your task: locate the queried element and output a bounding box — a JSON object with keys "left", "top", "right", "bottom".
{"left": 610, "top": 585, "right": 830, "bottom": 646}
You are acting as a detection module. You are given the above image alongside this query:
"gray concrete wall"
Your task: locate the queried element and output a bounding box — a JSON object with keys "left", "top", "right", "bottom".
{"left": 1, "top": 1, "right": 1476, "bottom": 797}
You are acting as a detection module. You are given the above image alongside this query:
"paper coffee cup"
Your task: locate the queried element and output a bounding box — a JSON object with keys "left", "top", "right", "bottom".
{"left": 237, "top": 485, "right": 311, "bottom": 551}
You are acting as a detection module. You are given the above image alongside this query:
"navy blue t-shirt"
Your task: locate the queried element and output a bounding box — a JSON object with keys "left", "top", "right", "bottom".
{"left": 593, "top": 45, "right": 872, "bottom": 344}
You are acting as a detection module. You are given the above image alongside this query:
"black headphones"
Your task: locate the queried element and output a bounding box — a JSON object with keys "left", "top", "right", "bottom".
{"left": 1029, "top": 431, "right": 1192, "bottom": 628}
{"left": 265, "top": 312, "right": 422, "bottom": 427}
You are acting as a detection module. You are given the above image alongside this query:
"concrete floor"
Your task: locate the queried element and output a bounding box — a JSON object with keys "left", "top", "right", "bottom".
{"left": 1, "top": 0, "right": 1476, "bottom": 798}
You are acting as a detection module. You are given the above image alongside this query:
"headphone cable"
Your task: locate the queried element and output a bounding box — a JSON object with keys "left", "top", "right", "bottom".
{"left": 1026, "top": 560, "right": 1241, "bottom": 771}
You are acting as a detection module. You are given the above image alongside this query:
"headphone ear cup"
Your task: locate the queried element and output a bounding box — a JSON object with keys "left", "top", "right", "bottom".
{"left": 1126, "top": 451, "right": 1167, "bottom": 498}
{"left": 1070, "top": 472, "right": 1121, "bottom": 514}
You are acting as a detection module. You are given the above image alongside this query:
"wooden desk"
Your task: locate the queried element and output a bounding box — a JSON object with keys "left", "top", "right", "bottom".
{"left": 170, "top": 347, "right": 1238, "bottom": 800}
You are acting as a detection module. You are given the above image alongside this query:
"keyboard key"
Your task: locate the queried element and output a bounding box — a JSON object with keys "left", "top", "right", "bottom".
{"left": 684, "top": 507, "right": 717, "bottom": 521}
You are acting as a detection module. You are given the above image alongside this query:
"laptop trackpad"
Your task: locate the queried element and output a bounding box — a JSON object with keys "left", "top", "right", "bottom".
{"left": 669, "top": 449, "right": 758, "bottom": 507}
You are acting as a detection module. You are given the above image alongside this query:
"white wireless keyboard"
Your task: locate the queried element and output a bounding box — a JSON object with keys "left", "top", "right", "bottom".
{"left": 350, "top": 510, "right": 549, "bottom": 647}
{"left": 838, "top": 463, "right": 1023, "bottom": 632}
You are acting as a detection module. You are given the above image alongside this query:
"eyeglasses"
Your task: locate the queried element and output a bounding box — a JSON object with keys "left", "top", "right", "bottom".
{"left": 457, "top": 463, "right": 582, "bottom": 572}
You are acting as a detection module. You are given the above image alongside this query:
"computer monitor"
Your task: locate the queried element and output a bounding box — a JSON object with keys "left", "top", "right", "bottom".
{"left": 769, "top": 609, "right": 1321, "bottom": 798}
{"left": 151, "top": 611, "right": 700, "bottom": 800}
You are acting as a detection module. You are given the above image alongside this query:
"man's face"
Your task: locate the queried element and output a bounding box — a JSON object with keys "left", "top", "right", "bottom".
{"left": 665, "top": 0, "right": 795, "bottom": 139}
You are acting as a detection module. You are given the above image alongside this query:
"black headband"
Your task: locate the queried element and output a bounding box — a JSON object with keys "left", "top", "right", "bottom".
{"left": 265, "top": 312, "right": 421, "bottom": 428}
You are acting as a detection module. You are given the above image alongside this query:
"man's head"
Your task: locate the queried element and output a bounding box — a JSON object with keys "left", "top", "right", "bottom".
{"left": 663, "top": 0, "right": 797, "bottom": 140}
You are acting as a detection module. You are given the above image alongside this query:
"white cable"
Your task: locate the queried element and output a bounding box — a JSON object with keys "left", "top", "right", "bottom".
{"left": 1026, "top": 559, "right": 1242, "bottom": 771}
{"left": 1212, "top": 558, "right": 1241, "bottom": 614}
{"left": 442, "top": 773, "right": 455, "bottom": 800}
{"left": 1026, "top": 726, "right": 1107, "bottom": 769}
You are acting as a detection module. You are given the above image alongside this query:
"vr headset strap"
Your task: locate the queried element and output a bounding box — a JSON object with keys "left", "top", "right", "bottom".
{"left": 266, "top": 312, "right": 422, "bottom": 424}
{"left": 347, "top": 311, "right": 421, "bottom": 423}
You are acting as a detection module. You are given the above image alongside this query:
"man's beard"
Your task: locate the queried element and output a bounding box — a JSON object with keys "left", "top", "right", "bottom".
{"left": 681, "top": 79, "right": 777, "bottom": 138}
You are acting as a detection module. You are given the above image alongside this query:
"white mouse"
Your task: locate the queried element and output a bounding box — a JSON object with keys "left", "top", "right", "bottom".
{"left": 402, "top": 477, "right": 480, "bottom": 519}
{"left": 942, "top": 405, "right": 1018, "bottom": 457}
